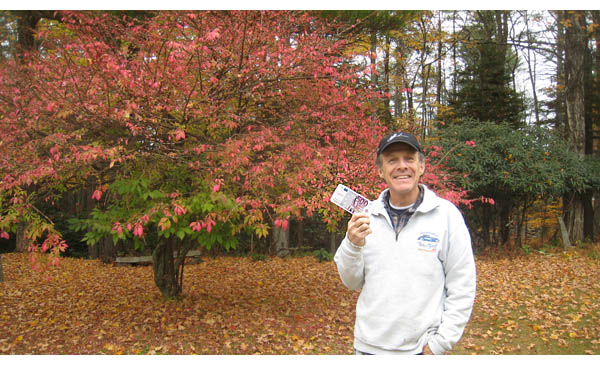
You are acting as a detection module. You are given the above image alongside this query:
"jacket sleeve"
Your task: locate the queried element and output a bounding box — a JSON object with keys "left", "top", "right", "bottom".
{"left": 428, "top": 209, "right": 477, "bottom": 355}
{"left": 333, "top": 234, "right": 365, "bottom": 291}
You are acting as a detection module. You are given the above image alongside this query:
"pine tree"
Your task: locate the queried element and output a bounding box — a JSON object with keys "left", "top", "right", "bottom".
{"left": 446, "top": 10, "right": 525, "bottom": 127}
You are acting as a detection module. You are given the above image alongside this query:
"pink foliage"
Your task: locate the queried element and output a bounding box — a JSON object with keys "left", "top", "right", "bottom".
{"left": 189, "top": 221, "right": 203, "bottom": 232}
{"left": 274, "top": 219, "right": 289, "bottom": 231}
{"left": 91, "top": 190, "right": 103, "bottom": 201}
{"left": 174, "top": 129, "right": 186, "bottom": 141}
{"left": 173, "top": 204, "right": 186, "bottom": 216}
{"left": 0, "top": 10, "right": 471, "bottom": 267}
{"left": 133, "top": 223, "right": 144, "bottom": 237}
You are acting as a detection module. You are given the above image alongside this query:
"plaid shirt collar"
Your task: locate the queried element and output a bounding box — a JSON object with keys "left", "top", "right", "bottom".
{"left": 382, "top": 186, "right": 424, "bottom": 237}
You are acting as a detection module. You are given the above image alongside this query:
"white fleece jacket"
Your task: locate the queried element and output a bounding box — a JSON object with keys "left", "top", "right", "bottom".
{"left": 334, "top": 185, "right": 476, "bottom": 355}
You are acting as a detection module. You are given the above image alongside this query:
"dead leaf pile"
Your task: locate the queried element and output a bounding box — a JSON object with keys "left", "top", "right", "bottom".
{"left": 455, "top": 249, "right": 600, "bottom": 355}
{"left": 1, "top": 249, "right": 598, "bottom": 354}
{"left": 0, "top": 254, "right": 357, "bottom": 354}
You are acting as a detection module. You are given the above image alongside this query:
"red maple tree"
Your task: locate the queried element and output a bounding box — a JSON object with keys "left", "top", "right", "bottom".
{"left": 0, "top": 11, "right": 467, "bottom": 295}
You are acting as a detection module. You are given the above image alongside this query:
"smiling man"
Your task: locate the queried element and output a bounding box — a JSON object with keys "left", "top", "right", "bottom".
{"left": 334, "top": 131, "right": 476, "bottom": 355}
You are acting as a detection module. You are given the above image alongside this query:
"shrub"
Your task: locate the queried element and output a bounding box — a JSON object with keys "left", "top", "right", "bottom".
{"left": 312, "top": 248, "right": 333, "bottom": 262}
{"left": 249, "top": 252, "right": 267, "bottom": 261}
{"left": 429, "top": 120, "right": 596, "bottom": 246}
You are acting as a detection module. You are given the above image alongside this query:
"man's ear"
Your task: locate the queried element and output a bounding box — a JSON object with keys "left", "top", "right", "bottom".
{"left": 377, "top": 166, "right": 384, "bottom": 179}
{"left": 418, "top": 160, "right": 425, "bottom": 178}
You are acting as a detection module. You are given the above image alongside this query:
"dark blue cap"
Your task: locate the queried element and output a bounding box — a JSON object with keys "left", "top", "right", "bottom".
{"left": 377, "top": 131, "right": 422, "bottom": 156}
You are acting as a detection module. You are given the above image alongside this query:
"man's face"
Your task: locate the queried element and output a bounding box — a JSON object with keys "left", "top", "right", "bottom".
{"left": 377, "top": 143, "right": 425, "bottom": 202}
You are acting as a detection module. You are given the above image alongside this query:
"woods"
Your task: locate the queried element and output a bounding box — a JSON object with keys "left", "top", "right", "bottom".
{"left": 0, "top": 9, "right": 600, "bottom": 355}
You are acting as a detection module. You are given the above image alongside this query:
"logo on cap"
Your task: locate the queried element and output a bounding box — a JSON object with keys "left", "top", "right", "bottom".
{"left": 387, "top": 132, "right": 407, "bottom": 142}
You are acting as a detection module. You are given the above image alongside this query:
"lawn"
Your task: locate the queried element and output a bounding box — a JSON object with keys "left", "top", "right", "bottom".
{"left": 0, "top": 248, "right": 599, "bottom": 355}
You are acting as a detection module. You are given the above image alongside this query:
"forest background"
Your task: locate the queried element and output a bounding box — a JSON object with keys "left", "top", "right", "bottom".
{"left": 0, "top": 9, "right": 600, "bottom": 355}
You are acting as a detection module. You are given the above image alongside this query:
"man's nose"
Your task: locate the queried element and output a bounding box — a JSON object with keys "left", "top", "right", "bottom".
{"left": 397, "top": 159, "right": 408, "bottom": 169}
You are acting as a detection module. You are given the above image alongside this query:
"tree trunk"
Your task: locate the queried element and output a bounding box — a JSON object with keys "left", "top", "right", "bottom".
{"left": 382, "top": 34, "right": 392, "bottom": 126}
{"left": 583, "top": 192, "right": 594, "bottom": 241}
{"left": 14, "top": 10, "right": 42, "bottom": 55}
{"left": 152, "top": 236, "right": 181, "bottom": 299}
{"left": 370, "top": 29, "right": 379, "bottom": 120}
{"left": 87, "top": 241, "right": 99, "bottom": 260}
{"left": 591, "top": 11, "right": 600, "bottom": 241}
{"left": 394, "top": 43, "right": 405, "bottom": 118}
{"left": 421, "top": 64, "right": 429, "bottom": 138}
{"left": 515, "top": 198, "right": 529, "bottom": 248}
{"left": 436, "top": 11, "right": 443, "bottom": 112}
{"left": 12, "top": 11, "right": 58, "bottom": 61}
{"left": 564, "top": 10, "right": 587, "bottom": 152}
{"left": 15, "top": 222, "right": 30, "bottom": 253}
{"left": 583, "top": 11, "right": 597, "bottom": 241}
{"left": 558, "top": 215, "right": 572, "bottom": 249}
{"left": 481, "top": 204, "right": 491, "bottom": 246}
{"left": 295, "top": 216, "right": 304, "bottom": 249}
{"left": 273, "top": 224, "right": 289, "bottom": 256}
{"left": 564, "top": 196, "right": 585, "bottom": 244}
{"left": 563, "top": 10, "right": 587, "bottom": 243}
{"left": 419, "top": 18, "right": 429, "bottom": 138}
{"left": 452, "top": 11, "right": 457, "bottom": 100}
{"left": 523, "top": 11, "right": 540, "bottom": 125}
{"left": 329, "top": 231, "right": 337, "bottom": 255}
{"left": 370, "top": 30, "right": 378, "bottom": 87}
{"left": 499, "top": 202, "right": 512, "bottom": 246}
{"left": 554, "top": 11, "right": 567, "bottom": 134}
{"left": 494, "top": 10, "right": 509, "bottom": 54}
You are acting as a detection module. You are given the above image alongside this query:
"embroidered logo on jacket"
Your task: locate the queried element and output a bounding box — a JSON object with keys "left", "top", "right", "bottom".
{"left": 416, "top": 232, "right": 440, "bottom": 252}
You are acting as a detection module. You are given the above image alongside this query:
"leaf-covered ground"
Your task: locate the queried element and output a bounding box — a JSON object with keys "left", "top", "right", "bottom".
{"left": 1, "top": 249, "right": 599, "bottom": 355}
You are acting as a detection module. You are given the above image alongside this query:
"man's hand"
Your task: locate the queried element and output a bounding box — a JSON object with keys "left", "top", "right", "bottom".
{"left": 347, "top": 213, "right": 371, "bottom": 247}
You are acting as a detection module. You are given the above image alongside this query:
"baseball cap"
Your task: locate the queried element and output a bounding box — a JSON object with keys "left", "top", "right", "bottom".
{"left": 377, "top": 131, "right": 422, "bottom": 156}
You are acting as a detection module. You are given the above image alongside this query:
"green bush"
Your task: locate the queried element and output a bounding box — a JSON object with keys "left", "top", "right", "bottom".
{"left": 520, "top": 244, "right": 532, "bottom": 255}
{"left": 429, "top": 120, "right": 598, "bottom": 246}
{"left": 430, "top": 120, "right": 590, "bottom": 198}
{"left": 312, "top": 248, "right": 333, "bottom": 262}
{"left": 249, "top": 252, "right": 267, "bottom": 261}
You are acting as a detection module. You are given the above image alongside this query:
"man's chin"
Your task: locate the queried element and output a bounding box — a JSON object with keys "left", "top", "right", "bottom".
{"left": 389, "top": 179, "right": 414, "bottom": 188}
{"left": 388, "top": 184, "right": 417, "bottom": 195}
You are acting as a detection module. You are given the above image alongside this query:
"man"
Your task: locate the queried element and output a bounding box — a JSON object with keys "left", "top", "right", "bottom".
{"left": 334, "top": 131, "right": 476, "bottom": 355}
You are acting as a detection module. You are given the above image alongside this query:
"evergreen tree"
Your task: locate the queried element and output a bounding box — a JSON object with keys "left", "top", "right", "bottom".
{"left": 446, "top": 11, "right": 525, "bottom": 127}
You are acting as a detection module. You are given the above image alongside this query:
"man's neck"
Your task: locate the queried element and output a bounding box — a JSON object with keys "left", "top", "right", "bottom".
{"left": 388, "top": 188, "right": 420, "bottom": 207}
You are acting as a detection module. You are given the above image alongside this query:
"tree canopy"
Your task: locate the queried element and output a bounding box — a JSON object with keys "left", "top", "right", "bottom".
{"left": 0, "top": 10, "right": 468, "bottom": 295}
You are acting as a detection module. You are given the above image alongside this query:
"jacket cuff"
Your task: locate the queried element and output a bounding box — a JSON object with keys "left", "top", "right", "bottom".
{"left": 347, "top": 238, "right": 364, "bottom": 250}
{"left": 341, "top": 235, "right": 363, "bottom": 256}
{"left": 428, "top": 335, "right": 446, "bottom": 355}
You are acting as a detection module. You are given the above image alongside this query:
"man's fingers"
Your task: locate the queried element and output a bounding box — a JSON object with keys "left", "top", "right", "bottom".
{"left": 347, "top": 214, "right": 371, "bottom": 246}
{"left": 355, "top": 222, "right": 370, "bottom": 233}
{"left": 349, "top": 213, "right": 368, "bottom": 223}
{"left": 349, "top": 215, "right": 369, "bottom": 227}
